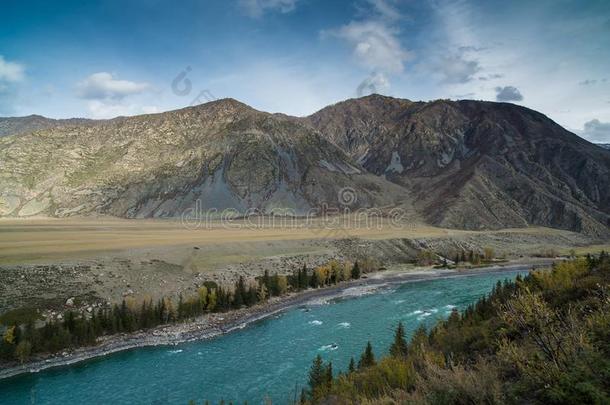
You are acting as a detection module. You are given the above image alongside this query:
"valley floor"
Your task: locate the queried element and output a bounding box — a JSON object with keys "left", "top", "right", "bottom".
{"left": 0, "top": 217, "right": 606, "bottom": 319}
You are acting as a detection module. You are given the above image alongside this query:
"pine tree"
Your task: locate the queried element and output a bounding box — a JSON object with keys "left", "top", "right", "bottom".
{"left": 308, "top": 354, "right": 325, "bottom": 397}
{"left": 207, "top": 289, "right": 217, "bottom": 311}
{"left": 233, "top": 276, "right": 246, "bottom": 308}
{"left": 389, "top": 321, "right": 408, "bottom": 357}
{"left": 262, "top": 270, "right": 271, "bottom": 291}
{"left": 325, "top": 361, "right": 333, "bottom": 390}
{"left": 348, "top": 357, "right": 355, "bottom": 373}
{"left": 358, "top": 341, "right": 375, "bottom": 368}
{"left": 351, "top": 262, "right": 361, "bottom": 279}
{"left": 299, "top": 264, "right": 308, "bottom": 289}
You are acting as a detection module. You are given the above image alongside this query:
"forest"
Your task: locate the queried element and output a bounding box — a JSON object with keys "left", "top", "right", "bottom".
{"left": 0, "top": 260, "right": 365, "bottom": 364}
{"left": 302, "top": 252, "right": 610, "bottom": 404}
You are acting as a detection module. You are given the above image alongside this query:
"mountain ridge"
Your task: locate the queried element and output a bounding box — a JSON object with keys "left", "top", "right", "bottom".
{"left": 1, "top": 95, "right": 609, "bottom": 237}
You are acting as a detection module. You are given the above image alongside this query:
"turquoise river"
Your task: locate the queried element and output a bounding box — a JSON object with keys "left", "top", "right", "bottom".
{"left": 0, "top": 268, "right": 528, "bottom": 404}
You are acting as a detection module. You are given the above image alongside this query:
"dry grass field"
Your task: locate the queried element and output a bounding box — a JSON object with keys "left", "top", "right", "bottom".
{"left": 0, "top": 217, "right": 589, "bottom": 265}
{"left": 0, "top": 216, "right": 607, "bottom": 319}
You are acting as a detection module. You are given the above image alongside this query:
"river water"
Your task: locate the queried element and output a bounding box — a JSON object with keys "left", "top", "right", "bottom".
{"left": 0, "top": 269, "right": 526, "bottom": 404}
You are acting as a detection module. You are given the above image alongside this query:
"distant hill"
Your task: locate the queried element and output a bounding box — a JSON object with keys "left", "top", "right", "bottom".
{"left": 1, "top": 95, "right": 609, "bottom": 237}
{"left": 0, "top": 115, "right": 94, "bottom": 137}
{"left": 597, "top": 143, "right": 610, "bottom": 150}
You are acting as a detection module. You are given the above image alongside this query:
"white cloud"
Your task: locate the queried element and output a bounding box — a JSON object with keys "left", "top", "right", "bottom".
{"left": 582, "top": 119, "right": 610, "bottom": 143}
{"left": 357, "top": 72, "right": 390, "bottom": 96}
{"left": 363, "top": 0, "right": 402, "bottom": 21}
{"left": 439, "top": 53, "right": 480, "bottom": 84}
{"left": 327, "top": 20, "right": 409, "bottom": 74}
{"left": 238, "top": 0, "right": 299, "bottom": 18}
{"left": 87, "top": 100, "right": 160, "bottom": 119}
{"left": 77, "top": 72, "right": 151, "bottom": 100}
{"left": 0, "top": 56, "right": 25, "bottom": 82}
{"left": 495, "top": 86, "right": 524, "bottom": 102}
{"left": 323, "top": 0, "right": 409, "bottom": 98}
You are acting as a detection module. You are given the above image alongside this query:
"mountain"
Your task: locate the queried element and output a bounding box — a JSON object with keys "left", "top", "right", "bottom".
{"left": 597, "top": 143, "right": 610, "bottom": 150}
{"left": 1, "top": 95, "right": 609, "bottom": 237}
{"left": 0, "top": 99, "right": 407, "bottom": 219}
{"left": 304, "top": 95, "right": 610, "bottom": 237}
{"left": 0, "top": 115, "right": 93, "bottom": 137}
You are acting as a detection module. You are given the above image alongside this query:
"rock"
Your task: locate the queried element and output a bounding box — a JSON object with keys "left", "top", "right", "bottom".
{"left": 65, "top": 297, "right": 75, "bottom": 307}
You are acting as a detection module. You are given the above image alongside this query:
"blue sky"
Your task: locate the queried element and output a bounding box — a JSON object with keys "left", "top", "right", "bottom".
{"left": 1, "top": 0, "right": 609, "bottom": 141}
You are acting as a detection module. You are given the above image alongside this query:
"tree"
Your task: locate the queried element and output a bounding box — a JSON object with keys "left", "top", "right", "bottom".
{"left": 348, "top": 357, "right": 355, "bottom": 373}
{"left": 198, "top": 286, "right": 208, "bottom": 310}
{"left": 484, "top": 247, "right": 495, "bottom": 261}
{"left": 3, "top": 325, "right": 16, "bottom": 345}
{"left": 299, "top": 264, "right": 309, "bottom": 289}
{"left": 308, "top": 354, "right": 326, "bottom": 397}
{"left": 276, "top": 275, "right": 288, "bottom": 295}
{"left": 358, "top": 341, "right": 376, "bottom": 368}
{"left": 15, "top": 340, "right": 32, "bottom": 363}
{"left": 351, "top": 262, "right": 361, "bottom": 279}
{"left": 299, "top": 388, "right": 307, "bottom": 404}
{"left": 207, "top": 289, "right": 217, "bottom": 312}
{"left": 257, "top": 283, "right": 268, "bottom": 302}
{"left": 390, "top": 322, "right": 408, "bottom": 357}
{"left": 325, "top": 361, "right": 333, "bottom": 390}
{"left": 417, "top": 250, "right": 435, "bottom": 266}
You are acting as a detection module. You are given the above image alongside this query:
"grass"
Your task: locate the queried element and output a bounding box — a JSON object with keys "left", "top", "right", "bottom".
{"left": 0, "top": 217, "right": 604, "bottom": 265}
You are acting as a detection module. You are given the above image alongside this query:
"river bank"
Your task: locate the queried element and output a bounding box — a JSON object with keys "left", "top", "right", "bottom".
{"left": 0, "top": 259, "right": 554, "bottom": 380}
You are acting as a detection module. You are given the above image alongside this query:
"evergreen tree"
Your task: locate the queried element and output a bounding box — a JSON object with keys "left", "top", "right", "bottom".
{"left": 308, "top": 354, "right": 326, "bottom": 397}
{"left": 325, "top": 361, "right": 333, "bottom": 390}
{"left": 348, "top": 357, "right": 355, "bottom": 373}
{"left": 351, "top": 262, "right": 361, "bottom": 279}
{"left": 262, "top": 270, "right": 271, "bottom": 291}
{"left": 207, "top": 289, "right": 217, "bottom": 311}
{"left": 299, "top": 264, "right": 309, "bottom": 289}
{"left": 358, "top": 341, "right": 375, "bottom": 368}
{"left": 389, "top": 322, "right": 408, "bottom": 357}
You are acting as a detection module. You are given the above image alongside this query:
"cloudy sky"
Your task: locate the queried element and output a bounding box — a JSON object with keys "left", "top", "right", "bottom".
{"left": 1, "top": 0, "right": 609, "bottom": 141}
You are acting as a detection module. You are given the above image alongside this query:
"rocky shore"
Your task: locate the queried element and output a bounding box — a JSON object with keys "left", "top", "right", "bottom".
{"left": 0, "top": 260, "right": 554, "bottom": 380}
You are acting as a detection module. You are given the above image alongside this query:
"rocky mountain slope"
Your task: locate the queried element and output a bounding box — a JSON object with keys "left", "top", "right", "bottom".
{"left": 304, "top": 95, "right": 610, "bottom": 236}
{"left": 0, "top": 115, "right": 93, "bottom": 137}
{"left": 1, "top": 95, "right": 608, "bottom": 237}
{"left": 0, "top": 99, "right": 407, "bottom": 219}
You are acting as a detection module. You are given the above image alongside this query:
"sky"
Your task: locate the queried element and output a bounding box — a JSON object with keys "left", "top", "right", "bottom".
{"left": 1, "top": 0, "right": 609, "bottom": 142}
